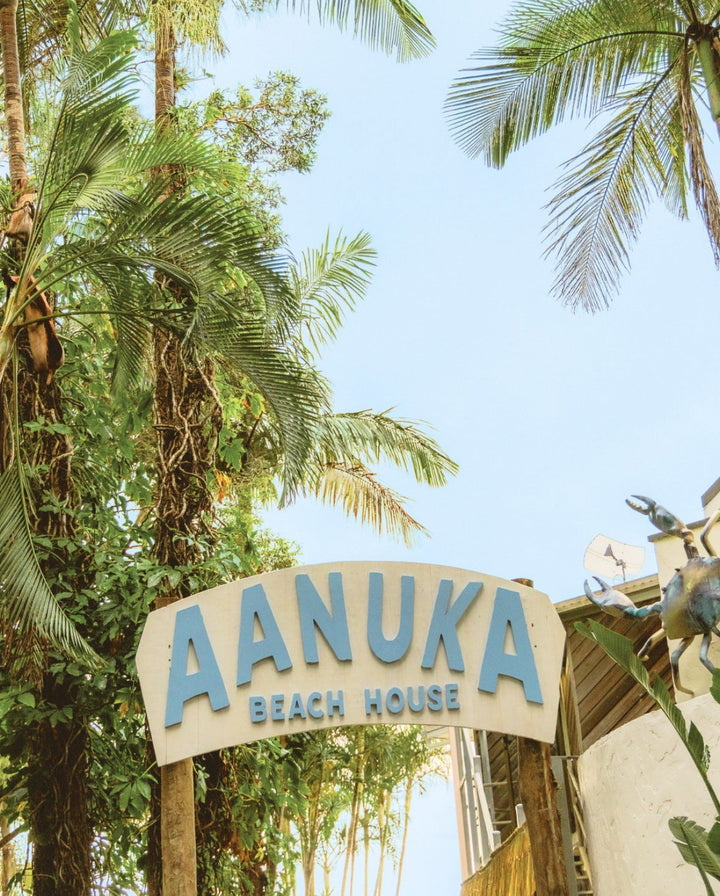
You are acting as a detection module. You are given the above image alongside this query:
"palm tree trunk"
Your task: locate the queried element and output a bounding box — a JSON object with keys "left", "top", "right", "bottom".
{"left": 0, "top": 0, "right": 26, "bottom": 460}
{"left": 149, "top": 16, "right": 221, "bottom": 896}
{"left": 0, "top": 5, "right": 91, "bottom": 895}
{"left": 28, "top": 679, "right": 91, "bottom": 896}
{"left": 0, "top": 0, "right": 27, "bottom": 195}
{"left": 393, "top": 780, "right": 413, "bottom": 896}
{"left": 340, "top": 730, "right": 366, "bottom": 896}
{"left": 371, "top": 790, "right": 387, "bottom": 896}
{"left": 695, "top": 35, "right": 720, "bottom": 136}
{"left": 0, "top": 814, "right": 16, "bottom": 894}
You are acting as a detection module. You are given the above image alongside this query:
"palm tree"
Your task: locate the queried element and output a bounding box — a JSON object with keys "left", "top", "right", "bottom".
{"left": 0, "top": 14, "right": 323, "bottom": 891}
{"left": 147, "top": 4, "right": 435, "bottom": 893}
{"left": 445, "top": 0, "right": 720, "bottom": 313}
{"left": 238, "top": 229, "right": 458, "bottom": 545}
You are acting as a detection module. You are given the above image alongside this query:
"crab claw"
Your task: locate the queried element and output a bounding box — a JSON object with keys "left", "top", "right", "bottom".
{"left": 626, "top": 495, "right": 687, "bottom": 536}
{"left": 583, "top": 576, "right": 639, "bottom": 618}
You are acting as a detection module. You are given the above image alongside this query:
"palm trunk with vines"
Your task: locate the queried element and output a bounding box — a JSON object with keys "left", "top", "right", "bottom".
{"left": 149, "top": 14, "right": 222, "bottom": 896}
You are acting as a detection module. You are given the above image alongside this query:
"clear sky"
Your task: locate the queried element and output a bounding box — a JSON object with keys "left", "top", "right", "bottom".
{"left": 213, "top": 2, "right": 720, "bottom": 893}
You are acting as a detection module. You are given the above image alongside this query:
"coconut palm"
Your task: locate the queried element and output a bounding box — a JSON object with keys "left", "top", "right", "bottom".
{"left": 446, "top": 0, "right": 720, "bottom": 313}
{"left": 0, "top": 21, "right": 321, "bottom": 665}
{"left": 279, "top": 230, "right": 457, "bottom": 543}
{"left": 0, "top": 20, "right": 327, "bottom": 893}
{"left": 147, "top": 4, "right": 434, "bottom": 892}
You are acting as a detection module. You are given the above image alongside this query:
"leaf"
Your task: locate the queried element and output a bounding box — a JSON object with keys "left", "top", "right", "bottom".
{"left": 576, "top": 619, "right": 720, "bottom": 814}
{"left": 288, "top": 230, "right": 376, "bottom": 356}
{"left": 710, "top": 668, "right": 720, "bottom": 705}
{"left": 283, "top": 0, "right": 435, "bottom": 63}
{"left": 312, "top": 410, "right": 458, "bottom": 488}
{"left": 708, "top": 820, "right": 720, "bottom": 855}
{"left": 0, "top": 464, "right": 95, "bottom": 670}
{"left": 147, "top": 569, "right": 166, "bottom": 590}
{"left": 307, "top": 460, "right": 427, "bottom": 546}
{"left": 670, "top": 816, "right": 720, "bottom": 887}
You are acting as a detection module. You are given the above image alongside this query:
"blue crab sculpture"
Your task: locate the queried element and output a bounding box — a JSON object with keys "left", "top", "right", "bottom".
{"left": 584, "top": 496, "right": 720, "bottom": 694}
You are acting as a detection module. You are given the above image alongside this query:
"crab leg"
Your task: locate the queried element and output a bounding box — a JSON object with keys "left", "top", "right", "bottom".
{"left": 670, "top": 637, "right": 695, "bottom": 695}
{"left": 699, "top": 631, "right": 716, "bottom": 674}
{"left": 638, "top": 627, "right": 666, "bottom": 660}
{"left": 700, "top": 510, "right": 720, "bottom": 558}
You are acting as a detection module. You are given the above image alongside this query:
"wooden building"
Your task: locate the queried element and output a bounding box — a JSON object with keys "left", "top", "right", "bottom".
{"left": 452, "top": 573, "right": 673, "bottom": 896}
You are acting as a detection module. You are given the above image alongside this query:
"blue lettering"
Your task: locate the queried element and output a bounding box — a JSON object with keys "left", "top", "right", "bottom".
{"left": 407, "top": 686, "right": 425, "bottom": 712}
{"left": 271, "top": 693, "right": 284, "bottom": 720}
{"left": 364, "top": 688, "right": 382, "bottom": 716}
{"left": 165, "top": 605, "right": 229, "bottom": 727}
{"left": 445, "top": 683, "right": 460, "bottom": 710}
{"left": 296, "top": 573, "right": 352, "bottom": 664}
{"left": 427, "top": 684, "right": 443, "bottom": 711}
{"left": 478, "top": 588, "right": 543, "bottom": 704}
{"left": 308, "top": 692, "right": 324, "bottom": 719}
{"left": 288, "top": 692, "right": 307, "bottom": 720}
{"left": 249, "top": 696, "right": 266, "bottom": 722}
{"left": 386, "top": 687, "right": 404, "bottom": 714}
{"left": 237, "top": 584, "right": 292, "bottom": 686}
{"left": 421, "top": 580, "right": 483, "bottom": 671}
{"left": 367, "top": 573, "right": 414, "bottom": 662}
{"left": 327, "top": 690, "right": 345, "bottom": 717}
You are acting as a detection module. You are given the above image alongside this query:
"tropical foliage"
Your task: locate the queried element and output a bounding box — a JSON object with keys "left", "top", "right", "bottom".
{"left": 577, "top": 619, "right": 720, "bottom": 894}
{"left": 0, "top": 1, "right": 453, "bottom": 893}
{"left": 446, "top": 0, "right": 720, "bottom": 312}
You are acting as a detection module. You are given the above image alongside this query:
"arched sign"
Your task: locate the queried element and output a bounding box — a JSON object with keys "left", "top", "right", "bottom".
{"left": 137, "top": 562, "right": 566, "bottom": 766}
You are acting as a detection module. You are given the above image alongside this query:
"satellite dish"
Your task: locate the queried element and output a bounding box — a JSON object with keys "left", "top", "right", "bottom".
{"left": 583, "top": 535, "right": 645, "bottom": 582}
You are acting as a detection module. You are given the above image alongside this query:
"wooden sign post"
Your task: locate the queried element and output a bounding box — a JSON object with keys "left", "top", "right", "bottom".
{"left": 513, "top": 578, "right": 570, "bottom": 896}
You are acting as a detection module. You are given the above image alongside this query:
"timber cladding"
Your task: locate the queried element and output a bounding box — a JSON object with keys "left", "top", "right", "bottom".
{"left": 460, "top": 825, "right": 534, "bottom": 896}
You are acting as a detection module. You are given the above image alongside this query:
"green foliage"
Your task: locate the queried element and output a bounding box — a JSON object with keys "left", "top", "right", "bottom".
{"left": 278, "top": 0, "right": 435, "bottom": 63}
{"left": 287, "top": 230, "right": 375, "bottom": 359}
{"left": 0, "top": 3, "right": 449, "bottom": 892}
{"left": 446, "top": 1, "right": 720, "bottom": 312}
{"left": 670, "top": 817, "right": 720, "bottom": 891}
{"left": 179, "top": 73, "right": 330, "bottom": 174}
{"left": 0, "top": 462, "right": 94, "bottom": 668}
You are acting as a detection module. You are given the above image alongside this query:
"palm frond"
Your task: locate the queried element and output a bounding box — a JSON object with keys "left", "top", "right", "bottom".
{"left": 543, "top": 71, "right": 680, "bottom": 311}
{"left": 445, "top": 0, "right": 683, "bottom": 164}
{"left": 679, "top": 47, "right": 720, "bottom": 265}
{"left": 0, "top": 464, "right": 95, "bottom": 670}
{"left": 15, "top": 0, "right": 120, "bottom": 86}
{"left": 283, "top": 0, "right": 435, "bottom": 61}
{"left": 288, "top": 230, "right": 375, "bottom": 354}
{"left": 100, "top": 272, "right": 156, "bottom": 395}
{"left": 315, "top": 409, "right": 458, "bottom": 487}
{"left": 306, "top": 459, "right": 427, "bottom": 545}
{"left": 212, "top": 324, "right": 330, "bottom": 503}
{"left": 669, "top": 817, "right": 720, "bottom": 887}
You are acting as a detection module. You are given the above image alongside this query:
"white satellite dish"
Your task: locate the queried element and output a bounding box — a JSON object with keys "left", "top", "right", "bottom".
{"left": 583, "top": 535, "right": 646, "bottom": 582}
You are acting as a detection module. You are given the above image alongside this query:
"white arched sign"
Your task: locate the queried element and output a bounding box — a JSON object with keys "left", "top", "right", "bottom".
{"left": 137, "top": 562, "right": 566, "bottom": 766}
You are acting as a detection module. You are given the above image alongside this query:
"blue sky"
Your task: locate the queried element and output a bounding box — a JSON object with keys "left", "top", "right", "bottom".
{"left": 215, "top": 1, "right": 720, "bottom": 601}
{"left": 212, "top": 3, "right": 720, "bottom": 892}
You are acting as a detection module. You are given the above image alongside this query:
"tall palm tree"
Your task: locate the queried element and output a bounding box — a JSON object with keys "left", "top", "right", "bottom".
{"left": 445, "top": 0, "right": 720, "bottom": 313}
{"left": 0, "top": 13, "right": 324, "bottom": 891}
{"left": 147, "top": 4, "right": 434, "bottom": 894}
